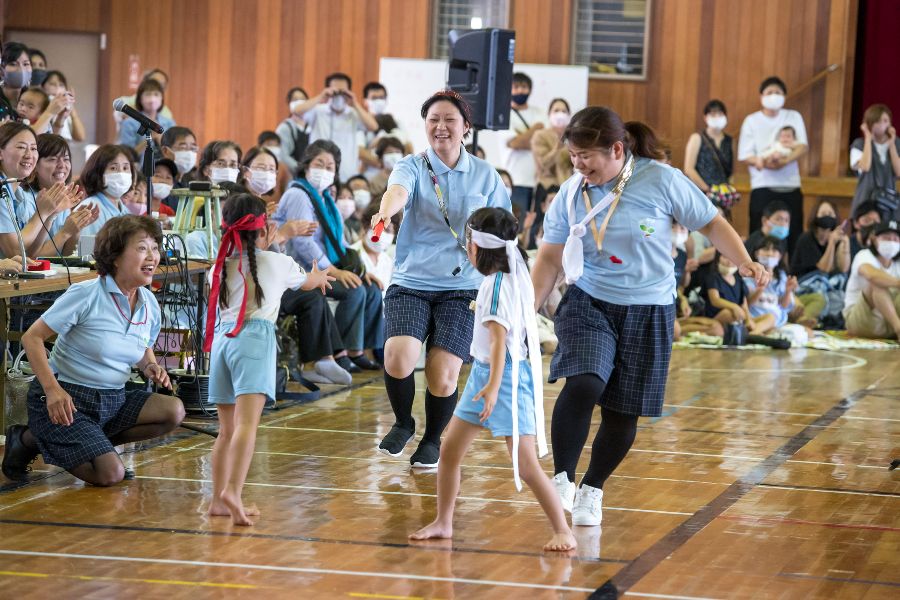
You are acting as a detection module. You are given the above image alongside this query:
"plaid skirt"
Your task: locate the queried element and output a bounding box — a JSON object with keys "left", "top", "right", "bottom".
{"left": 26, "top": 379, "right": 151, "bottom": 470}
{"left": 549, "top": 285, "right": 675, "bottom": 417}
{"left": 383, "top": 285, "right": 478, "bottom": 363}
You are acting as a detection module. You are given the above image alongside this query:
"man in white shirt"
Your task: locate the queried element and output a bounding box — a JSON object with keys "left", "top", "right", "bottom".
{"left": 294, "top": 73, "right": 379, "bottom": 182}
{"left": 501, "top": 73, "right": 545, "bottom": 221}
{"left": 738, "top": 76, "right": 809, "bottom": 252}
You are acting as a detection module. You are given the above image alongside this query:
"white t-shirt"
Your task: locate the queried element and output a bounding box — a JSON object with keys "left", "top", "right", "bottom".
{"left": 470, "top": 271, "right": 527, "bottom": 363}
{"left": 843, "top": 248, "right": 900, "bottom": 316}
{"left": 849, "top": 140, "right": 891, "bottom": 171}
{"left": 501, "top": 105, "right": 545, "bottom": 188}
{"left": 305, "top": 104, "right": 368, "bottom": 182}
{"left": 350, "top": 239, "right": 395, "bottom": 293}
{"left": 207, "top": 250, "right": 306, "bottom": 323}
{"left": 737, "top": 109, "right": 808, "bottom": 189}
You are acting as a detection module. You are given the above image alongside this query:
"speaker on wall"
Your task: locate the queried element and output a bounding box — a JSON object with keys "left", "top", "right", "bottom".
{"left": 447, "top": 28, "right": 516, "bottom": 131}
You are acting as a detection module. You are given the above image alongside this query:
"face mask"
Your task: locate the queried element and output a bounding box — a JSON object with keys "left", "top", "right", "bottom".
{"left": 31, "top": 69, "right": 48, "bottom": 86}
{"left": 769, "top": 224, "right": 789, "bottom": 240}
{"left": 511, "top": 93, "right": 529, "bottom": 106}
{"left": 104, "top": 172, "right": 133, "bottom": 198}
{"left": 247, "top": 170, "right": 276, "bottom": 196}
{"left": 672, "top": 231, "right": 688, "bottom": 247}
{"left": 365, "top": 230, "right": 394, "bottom": 253}
{"left": 307, "top": 167, "right": 335, "bottom": 192}
{"left": 336, "top": 199, "right": 356, "bottom": 220}
{"left": 210, "top": 167, "right": 239, "bottom": 184}
{"left": 718, "top": 264, "right": 738, "bottom": 276}
{"left": 872, "top": 123, "right": 889, "bottom": 137}
{"left": 877, "top": 240, "right": 900, "bottom": 260}
{"left": 382, "top": 152, "right": 402, "bottom": 170}
{"left": 3, "top": 69, "right": 30, "bottom": 88}
{"left": 330, "top": 94, "right": 347, "bottom": 113}
{"left": 151, "top": 182, "right": 172, "bottom": 199}
{"left": 143, "top": 97, "right": 162, "bottom": 112}
{"left": 814, "top": 216, "right": 837, "bottom": 230}
{"left": 761, "top": 93, "right": 785, "bottom": 111}
{"left": 172, "top": 150, "right": 196, "bottom": 174}
{"left": 706, "top": 115, "right": 727, "bottom": 130}
{"left": 289, "top": 99, "right": 306, "bottom": 114}
{"left": 353, "top": 189, "right": 372, "bottom": 210}
{"left": 368, "top": 98, "right": 387, "bottom": 115}
{"left": 264, "top": 146, "right": 281, "bottom": 160}
{"left": 549, "top": 111, "right": 571, "bottom": 128}
{"left": 761, "top": 256, "right": 780, "bottom": 269}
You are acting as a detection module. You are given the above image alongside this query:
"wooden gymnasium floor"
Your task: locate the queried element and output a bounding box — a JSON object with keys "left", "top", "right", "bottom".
{"left": 1, "top": 347, "right": 898, "bottom": 599}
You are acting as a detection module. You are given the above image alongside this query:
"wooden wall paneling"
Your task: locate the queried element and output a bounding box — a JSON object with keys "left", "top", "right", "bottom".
{"left": 6, "top": 0, "right": 103, "bottom": 32}
{"left": 509, "top": 0, "right": 572, "bottom": 65}
{"left": 169, "top": 0, "right": 210, "bottom": 147}
{"left": 821, "top": 0, "right": 859, "bottom": 178}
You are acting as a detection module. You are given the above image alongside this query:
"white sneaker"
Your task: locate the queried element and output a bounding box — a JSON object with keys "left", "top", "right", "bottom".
{"left": 552, "top": 472, "right": 576, "bottom": 513}
{"left": 572, "top": 484, "right": 603, "bottom": 527}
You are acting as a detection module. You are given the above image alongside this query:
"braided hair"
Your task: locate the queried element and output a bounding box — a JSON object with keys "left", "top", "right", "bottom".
{"left": 218, "top": 193, "right": 267, "bottom": 310}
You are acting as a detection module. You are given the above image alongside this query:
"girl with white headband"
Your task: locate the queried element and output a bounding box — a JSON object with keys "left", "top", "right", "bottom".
{"left": 532, "top": 107, "right": 769, "bottom": 528}
{"left": 409, "top": 207, "right": 576, "bottom": 552}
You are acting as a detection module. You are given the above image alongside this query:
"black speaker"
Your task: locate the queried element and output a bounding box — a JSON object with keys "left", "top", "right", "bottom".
{"left": 447, "top": 28, "right": 516, "bottom": 131}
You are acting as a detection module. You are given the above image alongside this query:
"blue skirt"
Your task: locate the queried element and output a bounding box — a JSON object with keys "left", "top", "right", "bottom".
{"left": 454, "top": 357, "right": 536, "bottom": 437}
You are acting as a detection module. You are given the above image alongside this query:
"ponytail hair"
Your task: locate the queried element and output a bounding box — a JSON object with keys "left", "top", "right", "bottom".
{"left": 218, "top": 193, "right": 266, "bottom": 310}
{"left": 563, "top": 106, "right": 665, "bottom": 159}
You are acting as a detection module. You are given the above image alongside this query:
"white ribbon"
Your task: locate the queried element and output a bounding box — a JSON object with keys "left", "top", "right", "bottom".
{"left": 469, "top": 229, "right": 547, "bottom": 491}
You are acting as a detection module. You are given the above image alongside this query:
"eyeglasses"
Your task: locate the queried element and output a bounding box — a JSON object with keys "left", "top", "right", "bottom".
{"left": 173, "top": 144, "right": 199, "bottom": 151}
{"left": 212, "top": 159, "right": 239, "bottom": 169}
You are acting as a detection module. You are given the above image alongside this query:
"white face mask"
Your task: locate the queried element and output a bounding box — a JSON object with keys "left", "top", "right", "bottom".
{"left": 330, "top": 94, "right": 347, "bottom": 113}
{"left": 151, "top": 182, "right": 172, "bottom": 199}
{"left": 549, "top": 111, "right": 571, "bottom": 128}
{"left": 247, "top": 170, "right": 276, "bottom": 196}
{"left": 104, "top": 172, "right": 132, "bottom": 198}
{"left": 761, "top": 256, "right": 781, "bottom": 269}
{"left": 172, "top": 150, "right": 196, "bottom": 174}
{"left": 718, "top": 264, "right": 738, "bottom": 276}
{"left": 367, "top": 98, "right": 387, "bottom": 115}
{"left": 706, "top": 115, "right": 727, "bottom": 130}
{"left": 336, "top": 199, "right": 356, "bottom": 220}
{"left": 877, "top": 240, "right": 900, "bottom": 260}
{"left": 210, "top": 167, "right": 239, "bottom": 184}
{"left": 672, "top": 231, "right": 688, "bottom": 247}
{"left": 382, "top": 152, "right": 402, "bottom": 170}
{"left": 365, "top": 230, "right": 393, "bottom": 253}
{"left": 353, "top": 188, "right": 372, "bottom": 210}
{"left": 761, "top": 93, "right": 785, "bottom": 111}
{"left": 307, "top": 167, "right": 335, "bottom": 192}
{"left": 265, "top": 146, "right": 281, "bottom": 160}
{"left": 289, "top": 99, "right": 306, "bottom": 114}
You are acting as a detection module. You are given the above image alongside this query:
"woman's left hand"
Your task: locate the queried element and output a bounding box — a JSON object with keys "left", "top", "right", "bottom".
{"left": 143, "top": 363, "right": 171, "bottom": 389}
{"left": 364, "top": 272, "right": 385, "bottom": 290}
{"left": 739, "top": 261, "right": 770, "bottom": 287}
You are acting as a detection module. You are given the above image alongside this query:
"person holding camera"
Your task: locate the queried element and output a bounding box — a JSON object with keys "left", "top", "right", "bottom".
{"left": 290, "top": 73, "right": 378, "bottom": 182}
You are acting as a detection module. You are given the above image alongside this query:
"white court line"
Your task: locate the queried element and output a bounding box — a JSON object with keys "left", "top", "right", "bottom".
{"left": 137, "top": 475, "right": 692, "bottom": 516}
{"left": 0, "top": 549, "right": 597, "bottom": 593}
{"left": 679, "top": 350, "right": 867, "bottom": 373}
{"left": 625, "top": 592, "right": 722, "bottom": 600}
{"left": 660, "top": 404, "right": 821, "bottom": 417}
{"left": 0, "top": 489, "right": 71, "bottom": 512}
{"left": 758, "top": 485, "right": 900, "bottom": 499}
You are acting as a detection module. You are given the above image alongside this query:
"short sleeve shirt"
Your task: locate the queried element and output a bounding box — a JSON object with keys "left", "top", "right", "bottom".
{"left": 80, "top": 193, "right": 133, "bottom": 237}
{"left": 470, "top": 271, "right": 527, "bottom": 363}
{"left": 703, "top": 270, "right": 748, "bottom": 318}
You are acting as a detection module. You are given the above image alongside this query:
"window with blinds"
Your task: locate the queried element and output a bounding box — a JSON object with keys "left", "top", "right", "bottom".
{"left": 431, "top": 0, "right": 510, "bottom": 59}
{"left": 572, "top": 0, "right": 651, "bottom": 80}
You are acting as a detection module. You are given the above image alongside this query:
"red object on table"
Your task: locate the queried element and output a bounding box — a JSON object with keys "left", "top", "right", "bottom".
{"left": 27, "top": 259, "right": 50, "bottom": 271}
{"left": 371, "top": 221, "right": 385, "bottom": 243}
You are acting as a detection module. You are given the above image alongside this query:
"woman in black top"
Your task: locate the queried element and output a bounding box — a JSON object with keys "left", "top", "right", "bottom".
{"left": 684, "top": 99, "right": 735, "bottom": 200}
{"left": 790, "top": 200, "right": 850, "bottom": 277}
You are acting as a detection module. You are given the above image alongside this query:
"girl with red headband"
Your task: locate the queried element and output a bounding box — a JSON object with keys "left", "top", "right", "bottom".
{"left": 204, "top": 193, "right": 333, "bottom": 526}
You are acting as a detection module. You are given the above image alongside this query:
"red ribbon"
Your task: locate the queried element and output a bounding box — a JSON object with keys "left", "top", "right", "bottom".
{"left": 203, "top": 213, "right": 267, "bottom": 352}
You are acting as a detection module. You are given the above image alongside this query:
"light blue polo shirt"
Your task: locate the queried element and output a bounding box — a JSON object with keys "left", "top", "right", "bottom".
{"left": 15, "top": 189, "right": 70, "bottom": 241}
{"left": 42, "top": 275, "right": 161, "bottom": 389}
{"left": 387, "top": 146, "right": 511, "bottom": 291}
{"left": 0, "top": 183, "right": 29, "bottom": 234}
{"left": 543, "top": 157, "right": 717, "bottom": 305}
{"left": 80, "top": 192, "right": 132, "bottom": 237}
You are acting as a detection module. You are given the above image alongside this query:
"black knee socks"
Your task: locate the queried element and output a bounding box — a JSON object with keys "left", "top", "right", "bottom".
{"left": 384, "top": 372, "right": 416, "bottom": 431}
{"left": 552, "top": 374, "right": 605, "bottom": 482}
{"left": 422, "top": 389, "right": 457, "bottom": 445}
{"left": 581, "top": 407, "right": 639, "bottom": 489}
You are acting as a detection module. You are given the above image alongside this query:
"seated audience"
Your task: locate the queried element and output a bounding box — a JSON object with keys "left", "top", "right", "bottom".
{"left": 704, "top": 252, "right": 772, "bottom": 334}
{"left": 79, "top": 144, "right": 138, "bottom": 236}
{"left": 791, "top": 200, "right": 850, "bottom": 277}
{"left": 843, "top": 220, "right": 900, "bottom": 339}
{"left": 117, "top": 78, "right": 176, "bottom": 157}
{"left": 1, "top": 42, "right": 32, "bottom": 121}
{"left": 746, "top": 236, "right": 794, "bottom": 332}
{"left": 745, "top": 200, "right": 790, "bottom": 256}
{"left": 160, "top": 126, "right": 199, "bottom": 190}
{"left": 256, "top": 131, "right": 292, "bottom": 203}
{"left": 199, "top": 140, "right": 242, "bottom": 184}
{"left": 849, "top": 200, "right": 881, "bottom": 260}
{"left": 368, "top": 136, "right": 404, "bottom": 198}
{"left": 40, "top": 70, "right": 86, "bottom": 141}
{"left": 238, "top": 146, "right": 279, "bottom": 213}
{"left": 275, "top": 86, "right": 310, "bottom": 178}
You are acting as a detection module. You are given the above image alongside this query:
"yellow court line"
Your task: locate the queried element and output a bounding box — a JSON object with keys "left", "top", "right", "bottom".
{"left": 349, "top": 593, "right": 431, "bottom": 600}
{"left": 0, "top": 569, "right": 266, "bottom": 590}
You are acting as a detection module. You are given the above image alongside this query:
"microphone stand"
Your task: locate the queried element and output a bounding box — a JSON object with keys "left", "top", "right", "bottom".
{"left": 0, "top": 184, "right": 28, "bottom": 271}
{"left": 139, "top": 125, "right": 155, "bottom": 215}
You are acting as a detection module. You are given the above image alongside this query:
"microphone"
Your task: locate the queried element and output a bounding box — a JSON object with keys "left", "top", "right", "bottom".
{"left": 371, "top": 221, "right": 385, "bottom": 243}
{"left": 112, "top": 98, "right": 164, "bottom": 134}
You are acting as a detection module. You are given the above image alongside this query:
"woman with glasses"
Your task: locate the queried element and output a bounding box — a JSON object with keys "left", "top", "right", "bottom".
{"left": 199, "top": 140, "right": 242, "bottom": 185}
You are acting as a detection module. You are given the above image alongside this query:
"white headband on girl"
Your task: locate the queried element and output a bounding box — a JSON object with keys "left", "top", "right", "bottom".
{"left": 469, "top": 228, "right": 547, "bottom": 491}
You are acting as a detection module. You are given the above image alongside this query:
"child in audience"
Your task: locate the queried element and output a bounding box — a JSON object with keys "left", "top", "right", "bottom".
{"left": 673, "top": 222, "right": 723, "bottom": 339}
{"left": 745, "top": 236, "right": 794, "bottom": 332}
{"left": 704, "top": 252, "right": 772, "bottom": 334}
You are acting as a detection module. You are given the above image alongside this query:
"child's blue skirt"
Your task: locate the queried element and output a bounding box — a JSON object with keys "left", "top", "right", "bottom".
{"left": 454, "top": 357, "right": 536, "bottom": 437}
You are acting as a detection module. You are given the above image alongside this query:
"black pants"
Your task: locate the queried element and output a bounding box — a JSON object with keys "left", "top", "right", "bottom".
{"left": 748, "top": 187, "right": 804, "bottom": 254}
{"left": 281, "top": 288, "right": 344, "bottom": 363}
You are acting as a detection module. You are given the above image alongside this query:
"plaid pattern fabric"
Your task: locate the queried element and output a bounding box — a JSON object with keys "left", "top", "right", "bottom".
{"left": 26, "top": 379, "right": 151, "bottom": 470}
{"left": 549, "top": 285, "right": 675, "bottom": 417}
{"left": 384, "top": 285, "right": 478, "bottom": 362}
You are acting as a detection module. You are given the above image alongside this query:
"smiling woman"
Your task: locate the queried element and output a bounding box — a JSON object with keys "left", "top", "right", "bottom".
{"left": 1, "top": 215, "right": 186, "bottom": 486}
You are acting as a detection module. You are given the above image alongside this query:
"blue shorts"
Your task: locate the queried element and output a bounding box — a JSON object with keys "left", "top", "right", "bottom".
{"left": 454, "top": 358, "right": 536, "bottom": 437}
{"left": 208, "top": 319, "right": 276, "bottom": 405}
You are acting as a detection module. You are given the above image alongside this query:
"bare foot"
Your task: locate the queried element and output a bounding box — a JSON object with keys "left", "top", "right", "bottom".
{"left": 543, "top": 531, "right": 577, "bottom": 552}
{"left": 219, "top": 490, "right": 254, "bottom": 526}
{"left": 208, "top": 501, "right": 260, "bottom": 517}
{"left": 409, "top": 520, "right": 453, "bottom": 540}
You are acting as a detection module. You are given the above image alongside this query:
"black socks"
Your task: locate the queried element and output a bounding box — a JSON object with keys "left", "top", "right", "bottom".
{"left": 422, "top": 389, "right": 458, "bottom": 445}
{"left": 384, "top": 372, "right": 416, "bottom": 431}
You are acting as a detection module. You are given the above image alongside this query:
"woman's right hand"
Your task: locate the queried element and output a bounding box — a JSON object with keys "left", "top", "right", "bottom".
{"left": 61, "top": 204, "right": 100, "bottom": 237}
{"left": 331, "top": 268, "right": 362, "bottom": 289}
{"left": 46, "top": 386, "right": 77, "bottom": 426}
{"left": 370, "top": 211, "right": 389, "bottom": 231}
{"left": 0, "top": 257, "right": 26, "bottom": 272}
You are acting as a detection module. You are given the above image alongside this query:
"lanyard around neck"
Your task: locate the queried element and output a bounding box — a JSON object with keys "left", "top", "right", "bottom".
{"left": 421, "top": 152, "right": 467, "bottom": 254}
{"left": 580, "top": 155, "right": 635, "bottom": 254}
